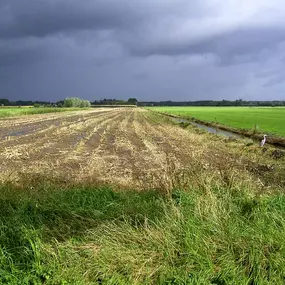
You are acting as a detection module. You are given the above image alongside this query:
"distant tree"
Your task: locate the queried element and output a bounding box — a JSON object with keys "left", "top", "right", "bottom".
{"left": 0, "top": 99, "right": 10, "bottom": 106}
{"left": 235, "top": 99, "right": 243, "bottom": 106}
{"left": 34, "top": 103, "right": 41, "bottom": 108}
{"left": 128, "top": 98, "right": 138, "bottom": 105}
{"left": 56, "top": 100, "right": 64, "bottom": 106}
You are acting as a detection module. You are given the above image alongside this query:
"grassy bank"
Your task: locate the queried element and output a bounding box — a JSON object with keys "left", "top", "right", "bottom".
{"left": 0, "top": 107, "right": 88, "bottom": 118}
{"left": 2, "top": 181, "right": 285, "bottom": 284}
{"left": 150, "top": 107, "right": 285, "bottom": 137}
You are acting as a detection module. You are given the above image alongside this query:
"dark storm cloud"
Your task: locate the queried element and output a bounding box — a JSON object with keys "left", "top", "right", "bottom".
{"left": 0, "top": 0, "right": 211, "bottom": 39}
{"left": 127, "top": 26, "right": 285, "bottom": 65}
{"left": 0, "top": 0, "right": 285, "bottom": 101}
{"left": 0, "top": 0, "right": 134, "bottom": 38}
{"left": 0, "top": 38, "right": 47, "bottom": 66}
{"left": 0, "top": 47, "right": 42, "bottom": 67}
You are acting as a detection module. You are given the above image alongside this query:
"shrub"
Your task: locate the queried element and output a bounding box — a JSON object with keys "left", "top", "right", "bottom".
{"left": 80, "top": 100, "right": 91, "bottom": 108}
{"left": 63, "top": 97, "right": 90, "bottom": 108}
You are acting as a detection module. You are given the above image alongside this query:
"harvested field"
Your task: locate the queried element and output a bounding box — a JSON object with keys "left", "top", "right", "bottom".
{"left": 1, "top": 108, "right": 285, "bottom": 284}
{"left": 0, "top": 108, "right": 284, "bottom": 190}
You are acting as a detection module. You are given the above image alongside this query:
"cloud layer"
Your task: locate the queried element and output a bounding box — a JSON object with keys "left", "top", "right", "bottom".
{"left": 0, "top": 0, "right": 285, "bottom": 101}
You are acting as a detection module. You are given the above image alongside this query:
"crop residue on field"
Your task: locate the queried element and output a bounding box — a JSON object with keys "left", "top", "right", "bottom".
{"left": 0, "top": 108, "right": 284, "bottom": 190}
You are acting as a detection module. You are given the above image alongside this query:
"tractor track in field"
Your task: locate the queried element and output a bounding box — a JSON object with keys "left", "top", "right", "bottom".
{"left": 0, "top": 108, "right": 284, "bottom": 189}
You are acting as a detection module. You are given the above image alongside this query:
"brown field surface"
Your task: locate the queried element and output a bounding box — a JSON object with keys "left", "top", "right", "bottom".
{"left": 0, "top": 108, "right": 284, "bottom": 189}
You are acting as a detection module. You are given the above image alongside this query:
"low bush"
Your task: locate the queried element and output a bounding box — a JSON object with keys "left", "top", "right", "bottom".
{"left": 63, "top": 97, "right": 91, "bottom": 108}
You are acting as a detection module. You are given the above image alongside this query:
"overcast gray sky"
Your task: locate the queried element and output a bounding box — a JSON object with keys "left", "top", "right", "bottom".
{"left": 0, "top": 0, "right": 285, "bottom": 102}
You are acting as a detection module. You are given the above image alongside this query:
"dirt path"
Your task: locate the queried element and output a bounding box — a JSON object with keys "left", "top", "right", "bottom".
{"left": 0, "top": 108, "right": 283, "bottom": 189}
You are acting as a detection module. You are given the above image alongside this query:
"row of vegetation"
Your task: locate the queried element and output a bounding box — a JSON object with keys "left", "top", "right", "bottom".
{"left": 2, "top": 98, "right": 285, "bottom": 107}
{"left": 92, "top": 98, "right": 138, "bottom": 105}
{"left": 0, "top": 97, "right": 137, "bottom": 107}
{"left": 140, "top": 99, "right": 285, "bottom": 107}
{"left": 34, "top": 97, "right": 91, "bottom": 108}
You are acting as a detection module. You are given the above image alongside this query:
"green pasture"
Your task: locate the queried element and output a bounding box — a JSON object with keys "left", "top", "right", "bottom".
{"left": 150, "top": 107, "right": 285, "bottom": 137}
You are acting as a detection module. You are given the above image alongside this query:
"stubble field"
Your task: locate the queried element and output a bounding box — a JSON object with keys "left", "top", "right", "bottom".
{"left": 0, "top": 107, "right": 248, "bottom": 187}
{"left": 1, "top": 108, "right": 285, "bottom": 284}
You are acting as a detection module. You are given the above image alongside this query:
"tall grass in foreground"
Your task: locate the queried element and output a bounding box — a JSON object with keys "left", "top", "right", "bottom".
{"left": 0, "top": 107, "right": 88, "bottom": 118}
{"left": 1, "top": 181, "right": 285, "bottom": 284}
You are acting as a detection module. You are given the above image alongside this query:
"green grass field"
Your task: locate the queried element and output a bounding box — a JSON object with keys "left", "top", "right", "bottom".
{"left": 0, "top": 107, "right": 87, "bottom": 118}
{"left": 2, "top": 181, "right": 285, "bottom": 284}
{"left": 150, "top": 107, "right": 285, "bottom": 137}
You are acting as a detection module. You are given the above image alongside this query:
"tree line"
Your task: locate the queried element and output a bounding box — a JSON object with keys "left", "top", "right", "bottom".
{"left": 0, "top": 98, "right": 136, "bottom": 107}
{"left": 0, "top": 97, "right": 91, "bottom": 108}
{"left": 1, "top": 98, "right": 285, "bottom": 107}
{"left": 138, "top": 99, "right": 285, "bottom": 107}
{"left": 92, "top": 98, "right": 138, "bottom": 105}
